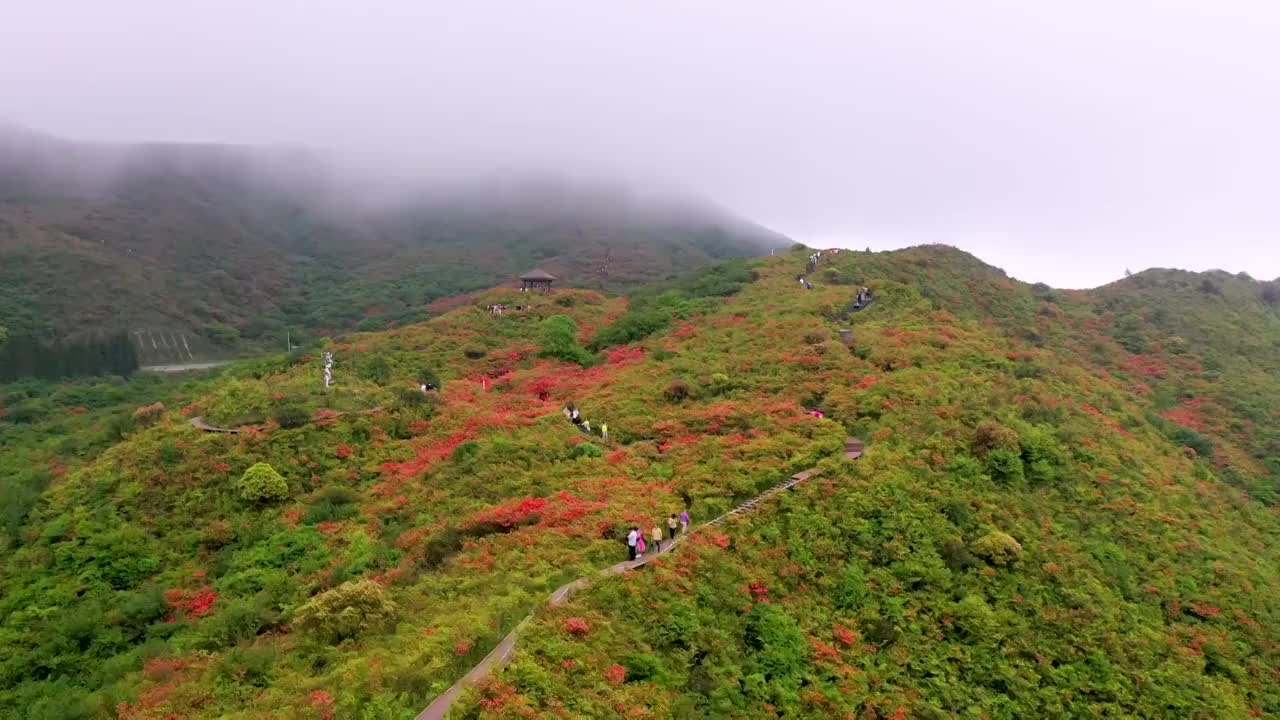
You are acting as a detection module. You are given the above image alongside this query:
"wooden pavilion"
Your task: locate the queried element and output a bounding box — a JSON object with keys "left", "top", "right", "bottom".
{"left": 519, "top": 268, "right": 557, "bottom": 292}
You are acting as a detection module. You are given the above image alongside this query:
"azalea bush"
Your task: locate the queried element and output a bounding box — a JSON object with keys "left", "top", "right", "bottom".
{"left": 293, "top": 580, "right": 399, "bottom": 644}
{"left": 237, "top": 462, "right": 289, "bottom": 503}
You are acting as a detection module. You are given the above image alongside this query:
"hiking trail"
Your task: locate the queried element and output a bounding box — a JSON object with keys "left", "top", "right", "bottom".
{"left": 414, "top": 436, "right": 864, "bottom": 720}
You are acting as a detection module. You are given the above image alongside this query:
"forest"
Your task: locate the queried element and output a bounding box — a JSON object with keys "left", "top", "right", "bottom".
{"left": 1, "top": 245, "right": 1278, "bottom": 719}
{"left": 0, "top": 332, "right": 139, "bottom": 383}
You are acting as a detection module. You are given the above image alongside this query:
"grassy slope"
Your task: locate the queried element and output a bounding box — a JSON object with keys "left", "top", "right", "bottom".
{"left": 1, "top": 246, "right": 1277, "bottom": 719}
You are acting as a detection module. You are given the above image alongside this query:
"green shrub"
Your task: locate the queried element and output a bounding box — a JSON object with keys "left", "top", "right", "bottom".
{"left": 293, "top": 580, "right": 399, "bottom": 644}
{"left": 1170, "top": 426, "right": 1214, "bottom": 458}
{"left": 196, "top": 598, "right": 279, "bottom": 650}
{"left": 237, "top": 462, "right": 289, "bottom": 503}
{"left": 663, "top": 380, "right": 691, "bottom": 403}
{"left": 744, "top": 603, "right": 806, "bottom": 678}
{"left": 621, "top": 653, "right": 664, "bottom": 683}
{"left": 987, "top": 447, "right": 1026, "bottom": 485}
{"left": 397, "top": 388, "right": 425, "bottom": 407}
{"left": 359, "top": 356, "right": 391, "bottom": 384}
{"left": 417, "top": 366, "right": 441, "bottom": 388}
{"left": 450, "top": 440, "right": 481, "bottom": 462}
{"left": 574, "top": 442, "right": 603, "bottom": 458}
{"left": 303, "top": 486, "right": 358, "bottom": 524}
{"left": 971, "top": 531, "right": 1023, "bottom": 566}
{"left": 940, "top": 539, "right": 977, "bottom": 571}
{"left": 538, "top": 314, "right": 593, "bottom": 365}
{"left": 201, "top": 520, "right": 236, "bottom": 549}
{"left": 272, "top": 404, "right": 309, "bottom": 429}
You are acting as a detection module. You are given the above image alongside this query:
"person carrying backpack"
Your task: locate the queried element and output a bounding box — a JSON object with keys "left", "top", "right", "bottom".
{"left": 626, "top": 527, "right": 639, "bottom": 561}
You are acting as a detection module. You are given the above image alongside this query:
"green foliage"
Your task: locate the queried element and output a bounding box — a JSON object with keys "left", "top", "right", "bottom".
{"left": 663, "top": 380, "right": 691, "bottom": 403}
{"left": 293, "top": 580, "right": 399, "bottom": 644}
{"left": 0, "top": 331, "right": 139, "bottom": 382}
{"left": 236, "top": 462, "right": 289, "bottom": 503}
{"left": 537, "top": 314, "right": 593, "bottom": 365}
{"left": 744, "top": 603, "right": 807, "bottom": 678}
{"left": 970, "top": 531, "right": 1023, "bottom": 566}
{"left": 590, "top": 258, "right": 758, "bottom": 348}
{"left": 272, "top": 404, "right": 309, "bottom": 429}
{"left": 360, "top": 355, "right": 391, "bottom": 384}
{"left": 303, "top": 486, "right": 359, "bottom": 524}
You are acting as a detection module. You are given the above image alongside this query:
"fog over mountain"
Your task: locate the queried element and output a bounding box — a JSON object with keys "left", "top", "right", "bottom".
{"left": 4, "top": 0, "right": 1280, "bottom": 286}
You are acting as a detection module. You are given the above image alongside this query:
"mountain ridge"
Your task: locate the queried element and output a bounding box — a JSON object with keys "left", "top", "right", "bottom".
{"left": 0, "top": 128, "right": 783, "bottom": 358}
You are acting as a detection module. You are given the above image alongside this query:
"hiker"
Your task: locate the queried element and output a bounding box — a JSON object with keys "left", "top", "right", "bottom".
{"left": 651, "top": 524, "right": 663, "bottom": 553}
{"left": 680, "top": 509, "right": 690, "bottom": 533}
{"left": 626, "top": 527, "right": 639, "bottom": 560}
{"left": 798, "top": 276, "right": 806, "bottom": 287}
{"left": 601, "top": 422, "right": 609, "bottom": 442}
{"left": 668, "top": 513, "right": 679, "bottom": 540}
{"left": 636, "top": 533, "right": 647, "bottom": 560}
{"left": 582, "top": 419, "right": 591, "bottom": 434}
{"left": 804, "top": 279, "right": 813, "bottom": 290}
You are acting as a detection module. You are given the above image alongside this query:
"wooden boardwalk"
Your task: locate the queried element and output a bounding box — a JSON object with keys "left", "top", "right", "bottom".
{"left": 414, "top": 437, "right": 865, "bottom": 720}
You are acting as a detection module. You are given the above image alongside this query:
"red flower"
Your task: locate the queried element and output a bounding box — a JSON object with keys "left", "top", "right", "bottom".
{"left": 454, "top": 640, "right": 473, "bottom": 656}
{"left": 563, "top": 617, "right": 591, "bottom": 636}
{"left": 605, "top": 663, "right": 626, "bottom": 686}
{"left": 833, "top": 624, "right": 855, "bottom": 646}
{"left": 335, "top": 444, "right": 353, "bottom": 458}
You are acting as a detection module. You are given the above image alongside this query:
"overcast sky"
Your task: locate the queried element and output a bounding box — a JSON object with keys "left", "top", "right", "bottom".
{"left": 4, "top": 0, "right": 1279, "bottom": 287}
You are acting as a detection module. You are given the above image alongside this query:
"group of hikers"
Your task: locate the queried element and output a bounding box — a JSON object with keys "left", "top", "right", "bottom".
{"left": 563, "top": 403, "right": 608, "bottom": 441}
{"left": 625, "top": 510, "right": 691, "bottom": 560}
{"left": 487, "top": 304, "right": 528, "bottom": 315}
{"left": 853, "top": 286, "right": 873, "bottom": 309}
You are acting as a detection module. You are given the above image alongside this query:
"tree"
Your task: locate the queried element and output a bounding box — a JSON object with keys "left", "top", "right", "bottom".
{"left": 237, "top": 463, "right": 289, "bottom": 503}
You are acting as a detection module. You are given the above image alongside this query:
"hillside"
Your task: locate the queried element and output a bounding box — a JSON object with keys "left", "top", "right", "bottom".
{"left": 0, "top": 126, "right": 781, "bottom": 358}
{"left": 2, "top": 246, "right": 1279, "bottom": 719}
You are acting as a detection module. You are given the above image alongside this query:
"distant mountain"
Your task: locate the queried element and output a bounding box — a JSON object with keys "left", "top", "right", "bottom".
{"left": 0, "top": 126, "right": 782, "bottom": 357}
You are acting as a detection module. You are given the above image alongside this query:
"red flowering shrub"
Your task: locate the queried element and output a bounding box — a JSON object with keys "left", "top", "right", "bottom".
{"left": 563, "top": 617, "right": 591, "bottom": 636}
{"left": 605, "top": 663, "right": 626, "bottom": 686}
{"left": 164, "top": 586, "right": 217, "bottom": 619}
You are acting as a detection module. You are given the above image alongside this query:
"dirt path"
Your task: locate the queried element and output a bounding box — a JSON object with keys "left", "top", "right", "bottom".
{"left": 414, "top": 437, "right": 864, "bottom": 720}
{"left": 188, "top": 416, "right": 243, "bottom": 433}
{"left": 141, "top": 361, "right": 229, "bottom": 373}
